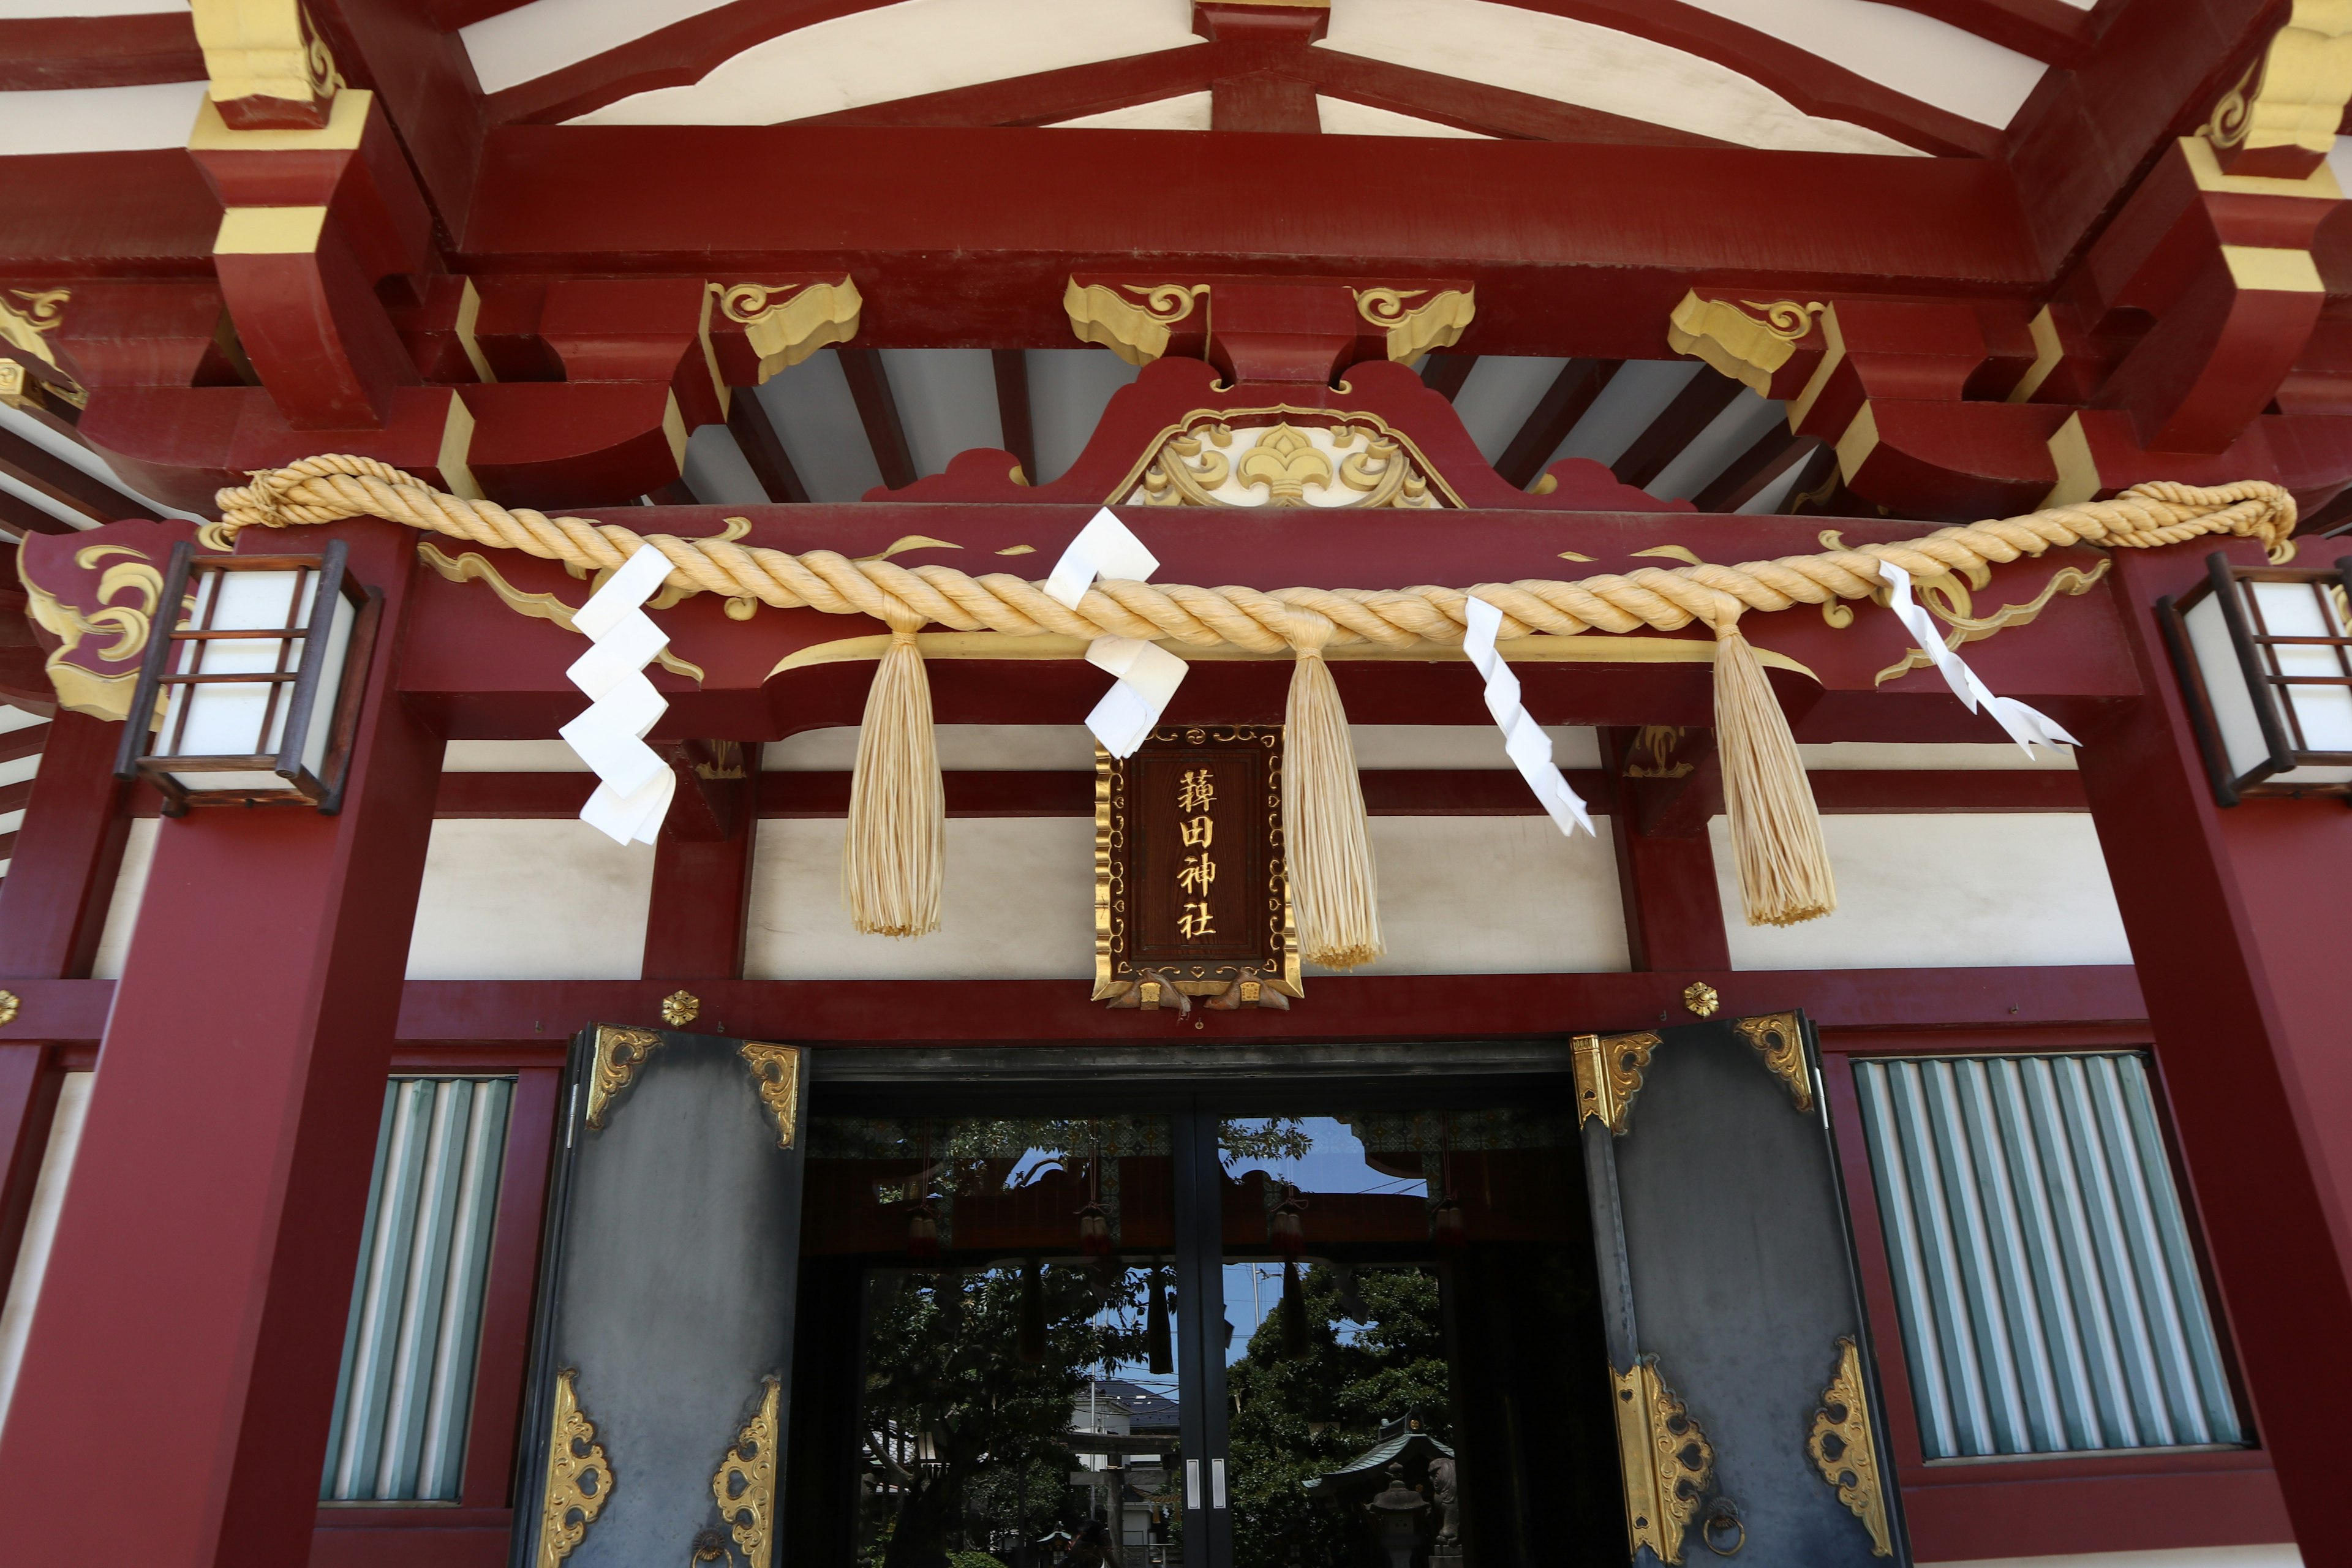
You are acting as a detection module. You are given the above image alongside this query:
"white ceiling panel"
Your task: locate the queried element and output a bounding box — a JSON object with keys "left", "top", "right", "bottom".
{"left": 681, "top": 423, "right": 772, "bottom": 505}
{"left": 755, "top": 350, "right": 884, "bottom": 503}
{"left": 881, "top": 348, "right": 1002, "bottom": 477}
{"left": 1449, "top": 355, "right": 1567, "bottom": 464}
{"left": 1028, "top": 349, "right": 1140, "bottom": 486}
{"left": 1550, "top": 358, "right": 1701, "bottom": 470}
{"left": 1679, "top": 0, "right": 2043, "bottom": 127}
{"left": 1053, "top": 92, "right": 1213, "bottom": 130}
{"left": 1645, "top": 386, "right": 1785, "bottom": 501}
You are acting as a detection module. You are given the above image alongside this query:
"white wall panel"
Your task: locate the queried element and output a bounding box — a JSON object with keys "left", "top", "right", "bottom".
{"left": 1800, "top": 742, "right": 2077, "bottom": 771}
{"left": 0, "top": 81, "right": 206, "bottom": 154}
{"left": 443, "top": 741, "right": 586, "bottom": 772}
{"left": 1711, "top": 814, "right": 2129, "bottom": 971}
{"left": 406, "top": 821, "right": 654, "bottom": 980}
{"left": 91, "top": 817, "right": 157, "bottom": 981}
{"left": 745, "top": 818, "right": 1097, "bottom": 979}
{"left": 0, "top": 1071, "right": 92, "bottom": 1437}
{"left": 1316, "top": 816, "right": 1626, "bottom": 976}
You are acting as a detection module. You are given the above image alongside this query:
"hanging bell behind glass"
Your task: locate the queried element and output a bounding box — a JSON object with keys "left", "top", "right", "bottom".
{"left": 1429, "top": 1194, "right": 1468, "bottom": 1250}
{"left": 907, "top": 1200, "right": 940, "bottom": 1261}
{"left": 1076, "top": 1199, "right": 1114, "bottom": 1258}
{"left": 115, "top": 538, "right": 381, "bottom": 815}
{"left": 1145, "top": 1265, "right": 1173, "bottom": 1375}
{"left": 1269, "top": 1183, "right": 1306, "bottom": 1259}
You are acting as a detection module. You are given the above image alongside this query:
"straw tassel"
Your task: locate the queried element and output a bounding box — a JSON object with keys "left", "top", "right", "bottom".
{"left": 1283, "top": 614, "right": 1384, "bottom": 970}
{"left": 842, "top": 614, "right": 944, "bottom": 937}
{"left": 1711, "top": 617, "right": 1836, "bottom": 926}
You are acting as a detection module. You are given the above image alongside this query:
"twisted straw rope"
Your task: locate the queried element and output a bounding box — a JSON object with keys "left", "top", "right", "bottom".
{"left": 213, "top": 456, "right": 2297, "bottom": 650}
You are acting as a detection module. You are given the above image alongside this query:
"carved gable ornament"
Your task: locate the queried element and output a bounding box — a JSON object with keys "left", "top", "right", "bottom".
{"left": 1128, "top": 417, "right": 1442, "bottom": 509}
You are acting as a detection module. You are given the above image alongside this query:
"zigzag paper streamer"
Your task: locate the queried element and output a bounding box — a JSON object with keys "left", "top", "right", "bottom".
{"left": 1879, "top": 562, "right": 2079, "bottom": 757}
{"left": 1046, "top": 508, "right": 1186, "bottom": 759}
{"left": 1463, "top": 596, "right": 1594, "bottom": 837}
{"left": 560, "top": 546, "right": 679, "bottom": 845}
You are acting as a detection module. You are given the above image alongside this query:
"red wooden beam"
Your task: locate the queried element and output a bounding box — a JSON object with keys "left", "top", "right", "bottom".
{"left": 1496, "top": 360, "right": 1619, "bottom": 489}
{"left": 1871, "top": 0, "right": 2100, "bottom": 65}
{"left": 0, "top": 427, "right": 155, "bottom": 526}
{"left": 1694, "top": 425, "right": 1814, "bottom": 512}
{"left": 992, "top": 349, "right": 1038, "bottom": 484}
{"left": 727, "top": 390, "right": 810, "bottom": 505}
{"left": 836, "top": 348, "right": 916, "bottom": 491}
{"left": 0, "top": 714, "right": 127, "bottom": 980}
{"left": 1421, "top": 353, "right": 1477, "bottom": 401}
{"left": 0, "top": 487, "right": 76, "bottom": 539}
{"left": 0, "top": 15, "right": 203, "bottom": 91}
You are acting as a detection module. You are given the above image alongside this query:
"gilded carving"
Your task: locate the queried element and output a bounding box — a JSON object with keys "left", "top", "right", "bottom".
{"left": 1613, "top": 1356, "right": 1716, "bottom": 1566}
{"left": 584, "top": 1025, "right": 663, "bottom": 1129}
{"left": 710, "top": 1376, "right": 781, "bottom": 1568}
{"left": 2196, "top": 1, "right": 2352, "bottom": 165}
{"left": 1808, "top": 1338, "right": 1893, "bottom": 1557}
{"left": 0, "top": 288, "right": 67, "bottom": 369}
{"left": 191, "top": 0, "right": 337, "bottom": 117}
{"left": 1871, "top": 559, "right": 2109, "bottom": 687}
{"left": 1667, "top": 290, "right": 1823, "bottom": 396}
{"left": 714, "top": 279, "right": 863, "bottom": 381}
{"left": 1572, "top": 1030, "right": 1660, "bottom": 1136}
{"left": 661, "top": 989, "right": 701, "bottom": 1027}
{"left": 18, "top": 541, "right": 166, "bottom": 722}
{"left": 1624, "top": 724, "right": 1695, "bottom": 779}
{"left": 1130, "top": 416, "right": 1441, "bottom": 509}
{"left": 1732, "top": 1012, "right": 1813, "bottom": 1113}
{"left": 1063, "top": 279, "right": 1206, "bottom": 366}
{"left": 1681, "top": 981, "right": 1718, "bottom": 1019}
{"left": 739, "top": 1043, "right": 802, "bottom": 1148}
{"left": 538, "top": 1369, "right": 612, "bottom": 1568}
{"left": 0, "top": 990, "right": 20, "bottom": 1028}
{"left": 1354, "top": 286, "right": 1476, "bottom": 362}
{"left": 418, "top": 542, "right": 706, "bottom": 683}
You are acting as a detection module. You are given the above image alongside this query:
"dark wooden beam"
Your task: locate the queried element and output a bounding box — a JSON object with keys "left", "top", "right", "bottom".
{"left": 0, "top": 15, "right": 202, "bottom": 90}
{"left": 0, "top": 487, "right": 76, "bottom": 538}
{"left": 1495, "top": 359, "right": 1619, "bottom": 489}
{"left": 1613, "top": 371, "right": 1745, "bottom": 489}
{"left": 992, "top": 349, "right": 1039, "bottom": 484}
{"left": 836, "top": 347, "right": 916, "bottom": 491}
{"left": 1420, "top": 353, "right": 1477, "bottom": 401}
{"left": 0, "top": 428, "right": 154, "bottom": 526}
{"left": 0, "top": 724, "right": 49, "bottom": 766}
{"left": 727, "top": 388, "right": 810, "bottom": 503}
{"left": 1695, "top": 426, "right": 1815, "bottom": 513}
{"left": 648, "top": 478, "right": 697, "bottom": 507}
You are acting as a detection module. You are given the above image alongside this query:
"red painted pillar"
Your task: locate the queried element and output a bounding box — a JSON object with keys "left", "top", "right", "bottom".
{"left": 0, "top": 519, "right": 441, "bottom": 1568}
{"left": 0, "top": 709, "right": 130, "bottom": 979}
{"left": 2078, "top": 541, "right": 2352, "bottom": 1565}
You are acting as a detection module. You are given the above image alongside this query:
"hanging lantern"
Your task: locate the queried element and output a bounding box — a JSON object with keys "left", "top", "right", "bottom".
{"left": 1146, "top": 1266, "right": 1173, "bottom": 1375}
{"left": 2160, "top": 552, "right": 2352, "bottom": 802}
{"left": 1430, "top": 1194, "right": 1468, "bottom": 1251}
{"left": 115, "top": 539, "right": 380, "bottom": 813}
{"left": 1076, "top": 1199, "right": 1114, "bottom": 1258}
{"left": 1270, "top": 1183, "right": 1306, "bottom": 1259}
{"left": 907, "top": 1200, "right": 940, "bottom": 1261}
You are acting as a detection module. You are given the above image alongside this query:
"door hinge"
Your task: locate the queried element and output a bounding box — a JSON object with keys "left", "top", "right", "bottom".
{"left": 1613, "top": 1354, "right": 1715, "bottom": 1564}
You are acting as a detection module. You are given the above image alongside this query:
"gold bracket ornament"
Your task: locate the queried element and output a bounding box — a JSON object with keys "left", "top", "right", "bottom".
{"left": 738, "top": 1043, "right": 802, "bottom": 1148}
{"left": 1613, "top": 1356, "right": 1716, "bottom": 1566}
{"left": 1732, "top": 1012, "right": 1813, "bottom": 1114}
{"left": 2195, "top": 0, "right": 2352, "bottom": 168}
{"left": 585, "top": 1025, "right": 663, "bottom": 1129}
{"left": 1572, "top": 1030, "right": 1660, "bottom": 1136}
{"left": 1354, "top": 287, "right": 1475, "bottom": 362}
{"left": 0, "top": 990, "right": 20, "bottom": 1028}
{"left": 710, "top": 1376, "right": 781, "bottom": 1568}
{"left": 714, "top": 279, "right": 863, "bottom": 382}
{"left": 1064, "top": 280, "right": 1206, "bottom": 366}
{"left": 1667, "top": 292, "right": 1823, "bottom": 396}
{"left": 1808, "top": 1338, "right": 1894, "bottom": 1557}
{"left": 662, "top": 989, "right": 701, "bottom": 1027}
{"left": 0, "top": 288, "right": 68, "bottom": 369}
{"left": 538, "top": 1369, "right": 612, "bottom": 1568}
{"left": 191, "top": 0, "right": 339, "bottom": 127}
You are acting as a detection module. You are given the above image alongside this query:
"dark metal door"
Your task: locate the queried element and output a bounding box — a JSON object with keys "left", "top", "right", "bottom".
{"left": 1580, "top": 1013, "right": 1908, "bottom": 1567}
{"left": 511, "top": 1025, "right": 811, "bottom": 1568}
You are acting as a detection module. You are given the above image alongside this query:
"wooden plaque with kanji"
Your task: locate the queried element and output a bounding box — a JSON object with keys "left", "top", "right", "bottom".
{"left": 1095, "top": 725, "right": 1300, "bottom": 1000}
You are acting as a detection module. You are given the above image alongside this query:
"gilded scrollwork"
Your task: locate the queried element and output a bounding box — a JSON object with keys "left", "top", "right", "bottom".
{"left": 1354, "top": 285, "right": 1475, "bottom": 361}
{"left": 0, "top": 288, "right": 68, "bottom": 369}
{"left": 584, "top": 1025, "right": 663, "bottom": 1129}
{"left": 1666, "top": 291, "right": 1823, "bottom": 396}
{"left": 19, "top": 542, "right": 165, "bottom": 722}
{"left": 714, "top": 278, "right": 863, "bottom": 380}
{"left": 710, "top": 1376, "right": 781, "bottom": 1568}
{"left": 1808, "top": 1337, "right": 1894, "bottom": 1557}
{"left": 1613, "top": 1355, "right": 1716, "bottom": 1566}
{"left": 1130, "top": 416, "right": 1439, "bottom": 509}
{"left": 1572, "top": 1030, "right": 1660, "bottom": 1136}
{"left": 1732, "top": 1011, "right": 1813, "bottom": 1114}
{"left": 418, "top": 542, "right": 707, "bottom": 682}
{"left": 1871, "top": 559, "right": 2110, "bottom": 686}
{"left": 538, "top": 1369, "right": 612, "bottom": 1568}
{"left": 739, "top": 1043, "right": 802, "bottom": 1148}
{"left": 1063, "top": 279, "right": 1207, "bottom": 366}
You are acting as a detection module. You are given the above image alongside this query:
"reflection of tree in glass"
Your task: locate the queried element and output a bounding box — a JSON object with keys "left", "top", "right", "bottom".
{"left": 1224, "top": 1266, "right": 1450, "bottom": 1568}
{"left": 1218, "top": 1118, "right": 1316, "bottom": 1169}
{"left": 862, "top": 1268, "right": 1151, "bottom": 1568}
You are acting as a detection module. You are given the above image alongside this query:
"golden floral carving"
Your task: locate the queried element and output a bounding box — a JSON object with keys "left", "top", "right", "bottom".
{"left": 1574, "top": 1030, "right": 1660, "bottom": 1136}
{"left": 710, "top": 1376, "right": 781, "bottom": 1568}
{"left": 1354, "top": 286, "right": 1475, "bottom": 361}
{"left": 1808, "top": 1338, "right": 1893, "bottom": 1556}
{"left": 585, "top": 1025, "right": 662, "bottom": 1129}
{"left": 18, "top": 543, "right": 165, "bottom": 722}
{"left": 1613, "top": 1355, "right": 1715, "bottom": 1566}
{"left": 1235, "top": 424, "right": 1333, "bottom": 502}
{"left": 739, "top": 1043, "right": 802, "bottom": 1148}
{"left": 661, "top": 989, "right": 700, "bottom": 1027}
{"left": 1681, "top": 981, "right": 1718, "bottom": 1018}
{"left": 538, "top": 1369, "right": 612, "bottom": 1568}
{"left": 1732, "top": 1011, "right": 1812, "bottom": 1113}
{"left": 1667, "top": 291, "right": 1823, "bottom": 396}
{"left": 1063, "top": 279, "right": 1206, "bottom": 366}
{"left": 714, "top": 279, "right": 862, "bottom": 382}
{"left": 1132, "top": 417, "right": 1439, "bottom": 510}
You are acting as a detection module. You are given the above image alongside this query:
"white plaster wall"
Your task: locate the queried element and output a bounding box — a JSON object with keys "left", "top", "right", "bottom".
{"left": 0, "top": 81, "right": 206, "bottom": 154}
{"left": 443, "top": 740, "right": 587, "bottom": 771}
{"left": 1800, "top": 742, "right": 2077, "bottom": 771}
{"left": 90, "top": 817, "right": 157, "bottom": 981}
{"left": 745, "top": 818, "right": 1097, "bottom": 980}
{"left": 1925, "top": 1548, "right": 2299, "bottom": 1568}
{"left": 405, "top": 820, "right": 654, "bottom": 980}
{"left": 1710, "top": 814, "right": 2130, "bottom": 971}
{"left": 1321, "top": 816, "right": 1627, "bottom": 976}
{"left": 0, "top": 1070, "right": 92, "bottom": 1438}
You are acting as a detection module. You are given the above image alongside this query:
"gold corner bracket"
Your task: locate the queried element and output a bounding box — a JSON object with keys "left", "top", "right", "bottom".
{"left": 1574, "top": 1030, "right": 1660, "bottom": 1136}
{"left": 739, "top": 1042, "right": 802, "bottom": 1148}
{"left": 584, "top": 1025, "right": 662, "bottom": 1129}
{"left": 1808, "top": 1337, "right": 1893, "bottom": 1557}
{"left": 710, "top": 1375, "right": 782, "bottom": 1568}
{"left": 1732, "top": 1011, "right": 1814, "bottom": 1114}
{"left": 538, "top": 1368, "right": 612, "bottom": 1568}
{"left": 1354, "top": 286, "right": 1474, "bottom": 362}
{"left": 1613, "top": 1355, "right": 1716, "bottom": 1566}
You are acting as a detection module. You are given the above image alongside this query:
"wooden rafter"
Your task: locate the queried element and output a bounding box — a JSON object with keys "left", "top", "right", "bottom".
{"left": 0, "top": 15, "right": 202, "bottom": 91}
{"left": 0, "top": 488, "right": 75, "bottom": 539}
{"left": 728, "top": 391, "right": 810, "bottom": 504}
{"left": 1871, "top": 0, "right": 2101, "bottom": 66}
{"left": 1613, "top": 372, "right": 1744, "bottom": 489}
{"left": 836, "top": 349, "right": 916, "bottom": 492}
{"left": 992, "top": 350, "right": 1038, "bottom": 485}
{"left": 1695, "top": 426, "right": 1817, "bottom": 513}
{"left": 0, "top": 429, "right": 154, "bottom": 527}
{"left": 1496, "top": 360, "right": 1620, "bottom": 489}
{"left": 1422, "top": 354, "right": 1478, "bottom": 401}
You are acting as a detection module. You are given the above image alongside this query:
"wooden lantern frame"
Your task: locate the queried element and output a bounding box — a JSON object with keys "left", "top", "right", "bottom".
{"left": 2158, "top": 551, "right": 2352, "bottom": 804}
{"left": 113, "top": 538, "right": 383, "bottom": 816}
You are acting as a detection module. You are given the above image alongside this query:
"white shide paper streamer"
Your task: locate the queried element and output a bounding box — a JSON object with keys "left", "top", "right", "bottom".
{"left": 1463, "top": 596, "right": 1595, "bottom": 837}
{"left": 1046, "top": 508, "right": 1186, "bottom": 758}
{"left": 1879, "top": 561, "right": 2080, "bottom": 756}
{"left": 559, "top": 545, "right": 679, "bottom": 845}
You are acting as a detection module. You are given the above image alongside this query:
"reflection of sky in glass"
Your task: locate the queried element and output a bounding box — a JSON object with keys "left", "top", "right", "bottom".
{"left": 1219, "top": 1116, "right": 1426, "bottom": 1199}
